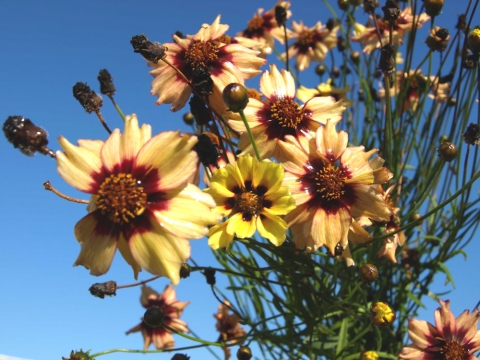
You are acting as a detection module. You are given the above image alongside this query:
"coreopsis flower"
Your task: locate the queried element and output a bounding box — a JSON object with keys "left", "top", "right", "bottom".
{"left": 215, "top": 300, "right": 246, "bottom": 359}
{"left": 351, "top": 8, "right": 430, "bottom": 54}
{"left": 205, "top": 155, "right": 296, "bottom": 249}
{"left": 371, "top": 302, "right": 396, "bottom": 326}
{"left": 237, "top": 1, "right": 292, "bottom": 56}
{"left": 286, "top": 20, "right": 338, "bottom": 71}
{"left": 126, "top": 284, "right": 189, "bottom": 350}
{"left": 278, "top": 121, "right": 392, "bottom": 258}
{"left": 399, "top": 300, "right": 480, "bottom": 359}
{"left": 228, "top": 64, "right": 345, "bottom": 160}
{"left": 360, "top": 351, "right": 379, "bottom": 360}
{"left": 148, "top": 15, "right": 265, "bottom": 113}
{"left": 56, "top": 114, "right": 219, "bottom": 284}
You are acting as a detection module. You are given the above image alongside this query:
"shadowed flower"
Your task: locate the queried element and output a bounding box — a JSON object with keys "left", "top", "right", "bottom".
{"left": 205, "top": 155, "right": 296, "bottom": 249}
{"left": 215, "top": 300, "right": 246, "bottom": 360}
{"left": 228, "top": 64, "right": 345, "bottom": 160}
{"left": 286, "top": 20, "right": 338, "bottom": 71}
{"left": 148, "top": 15, "right": 265, "bottom": 113}
{"left": 399, "top": 300, "right": 480, "bottom": 359}
{"left": 278, "top": 121, "right": 392, "bottom": 258}
{"left": 237, "top": 1, "right": 292, "bottom": 56}
{"left": 56, "top": 114, "right": 219, "bottom": 284}
{"left": 297, "top": 80, "right": 351, "bottom": 105}
{"left": 351, "top": 8, "right": 430, "bottom": 54}
{"left": 126, "top": 284, "right": 189, "bottom": 350}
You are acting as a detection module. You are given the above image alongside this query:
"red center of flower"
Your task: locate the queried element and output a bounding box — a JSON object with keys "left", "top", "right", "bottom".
{"left": 184, "top": 41, "right": 219, "bottom": 71}
{"left": 96, "top": 173, "right": 147, "bottom": 224}
{"left": 235, "top": 191, "right": 262, "bottom": 219}
{"left": 247, "top": 15, "right": 265, "bottom": 31}
{"left": 297, "top": 29, "right": 316, "bottom": 47}
{"left": 270, "top": 99, "right": 303, "bottom": 128}
{"left": 315, "top": 166, "right": 346, "bottom": 201}
{"left": 441, "top": 339, "right": 468, "bottom": 360}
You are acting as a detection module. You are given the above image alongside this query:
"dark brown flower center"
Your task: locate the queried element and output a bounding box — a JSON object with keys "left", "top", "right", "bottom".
{"left": 235, "top": 191, "right": 262, "bottom": 218}
{"left": 184, "top": 41, "right": 218, "bottom": 71}
{"left": 297, "top": 29, "right": 316, "bottom": 47}
{"left": 315, "top": 166, "right": 346, "bottom": 201}
{"left": 441, "top": 339, "right": 468, "bottom": 360}
{"left": 271, "top": 99, "right": 303, "bottom": 128}
{"left": 247, "top": 15, "right": 265, "bottom": 31}
{"left": 96, "top": 173, "right": 147, "bottom": 224}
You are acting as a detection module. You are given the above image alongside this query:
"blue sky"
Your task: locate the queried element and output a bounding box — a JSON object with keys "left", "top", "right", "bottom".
{"left": 1, "top": 1, "right": 479, "bottom": 359}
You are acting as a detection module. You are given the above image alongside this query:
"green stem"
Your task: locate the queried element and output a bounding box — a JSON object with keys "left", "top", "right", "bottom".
{"left": 384, "top": 74, "right": 393, "bottom": 168}
{"left": 89, "top": 343, "right": 206, "bottom": 358}
{"left": 161, "top": 322, "right": 237, "bottom": 347}
{"left": 108, "top": 95, "right": 125, "bottom": 122}
{"left": 336, "top": 323, "right": 373, "bottom": 358}
{"left": 239, "top": 108, "right": 261, "bottom": 161}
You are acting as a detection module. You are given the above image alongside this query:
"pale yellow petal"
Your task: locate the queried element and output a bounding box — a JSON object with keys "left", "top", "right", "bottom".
{"left": 257, "top": 212, "right": 288, "bottom": 246}
{"left": 311, "top": 207, "right": 351, "bottom": 254}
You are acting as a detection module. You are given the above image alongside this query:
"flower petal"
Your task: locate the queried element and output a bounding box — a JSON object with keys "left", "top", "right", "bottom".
{"left": 257, "top": 212, "right": 288, "bottom": 246}
{"left": 226, "top": 212, "right": 256, "bottom": 239}
{"left": 208, "top": 222, "right": 234, "bottom": 250}
{"left": 311, "top": 206, "right": 351, "bottom": 254}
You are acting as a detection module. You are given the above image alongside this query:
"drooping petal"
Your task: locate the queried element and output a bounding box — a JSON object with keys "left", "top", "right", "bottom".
{"left": 257, "top": 212, "right": 288, "bottom": 246}
{"left": 117, "top": 234, "right": 142, "bottom": 279}
{"left": 208, "top": 222, "right": 234, "bottom": 250}
{"left": 311, "top": 207, "right": 352, "bottom": 254}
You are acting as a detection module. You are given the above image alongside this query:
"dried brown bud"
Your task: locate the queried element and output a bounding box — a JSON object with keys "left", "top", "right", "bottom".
{"left": 462, "top": 54, "right": 478, "bottom": 70}
{"left": 364, "top": 0, "right": 379, "bottom": 13}
{"left": 426, "top": 27, "right": 450, "bottom": 52}
{"left": 223, "top": 83, "right": 249, "bottom": 112}
{"left": 456, "top": 14, "right": 467, "bottom": 32}
{"left": 360, "top": 264, "right": 379, "bottom": 283}
{"left": 274, "top": 5, "right": 288, "bottom": 27}
{"left": 382, "top": 0, "right": 401, "bottom": 21}
{"left": 194, "top": 133, "right": 221, "bottom": 168}
{"left": 144, "top": 307, "right": 164, "bottom": 327}
{"left": 237, "top": 346, "right": 253, "bottom": 360}
{"left": 379, "top": 44, "right": 395, "bottom": 73}
{"left": 3, "top": 116, "right": 50, "bottom": 156}
{"left": 89, "top": 281, "right": 117, "bottom": 299}
{"left": 192, "top": 66, "right": 213, "bottom": 96}
{"left": 130, "top": 34, "right": 167, "bottom": 64}
{"left": 97, "top": 69, "right": 116, "bottom": 96}
{"left": 438, "top": 142, "right": 457, "bottom": 162}
{"left": 189, "top": 95, "right": 212, "bottom": 125}
{"left": 204, "top": 267, "right": 216, "bottom": 285}
{"left": 73, "top": 82, "right": 103, "bottom": 113}
{"left": 463, "top": 123, "right": 480, "bottom": 145}
{"left": 182, "top": 112, "right": 194, "bottom": 126}
{"left": 171, "top": 354, "right": 190, "bottom": 360}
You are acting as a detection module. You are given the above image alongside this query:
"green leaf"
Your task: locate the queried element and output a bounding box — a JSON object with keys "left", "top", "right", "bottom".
{"left": 336, "top": 317, "right": 349, "bottom": 356}
{"left": 438, "top": 261, "right": 456, "bottom": 288}
{"left": 407, "top": 291, "right": 426, "bottom": 309}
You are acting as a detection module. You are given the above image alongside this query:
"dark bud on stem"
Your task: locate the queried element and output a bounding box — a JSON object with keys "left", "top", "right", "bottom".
{"left": 364, "top": 0, "right": 378, "bottom": 13}
{"left": 332, "top": 67, "right": 341, "bottom": 78}
{"left": 438, "top": 142, "right": 457, "bottom": 162}
{"left": 360, "top": 264, "right": 379, "bottom": 283}
{"left": 130, "top": 34, "right": 167, "bottom": 64}
{"left": 423, "top": 0, "right": 444, "bottom": 17}
{"left": 337, "top": 36, "right": 346, "bottom": 52}
{"left": 274, "top": 5, "right": 288, "bottom": 27}
{"left": 334, "top": 243, "right": 344, "bottom": 256}
{"left": 97, "top": 69, "right": 116, "bottom": 96}
{"left": 223, "top": 83, "right": 249, "bottom": 113}
{"left": 315, "top": 65, "right": 326, "bottom": 76}
{"left": 143, "top": 307, "right": 164, "bottom": 328}
{"left": 3, "top": 116, "right": 50, "bottom": 156}
{"left": 189, "top": 95, "right": 212, "bottom": 125}
{"left": 237, "top": 346, "right": 253, "bottom": 360}
{"left": 350, "top": 51, "right": 361, "bottom": 65}
{"left": 171, "top": 354, "right": 190, "bottom": 360}
{"left": 462, "top": 54, "right": 478, "bottom": 70}
{"left": 204, "top": 267, "right": 216, "bottom": 285}
{"left": 180, "top": 263, "right": 192, "bottom": 279}
{"left": 182, "top": 112, "right": 195, "bottom": 126}
{"left": 379, "top": 44, "right": 395, "bottom": 73}
{"left": 89, "top": 281, "right": 117, "bottom": 299}
{"left": 338, "top": 0, "right": 349, "bottom": 10}
{"left": 194, "top": 133, "right": 221, "bottom": 168}
{"left": 463, "top": 123, "right": 480, "bottom": 145}
{"left": 456, "top": 14, "right": 467, "bottom": 32}
{"left": 326, "top": 18, "right": 339, "bottom": 32}
{"left": 73, "top": 82, "right": 103, "bottom": 113}
{"left": 62, "top": 349, "right": 92, "bottom": 360}
{"left": 192, "top": 66, "right": 213, "bottom": 96}
{"left": 382, "top": 0, "right": 401, "bottom": 22}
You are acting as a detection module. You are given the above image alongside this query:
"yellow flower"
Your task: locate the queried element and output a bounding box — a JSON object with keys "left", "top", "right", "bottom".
{"left": 360, "top": 351, "right": 378, "bottom": 360}
{"left": 370, "top": 302, "right": 396, "bottom": 327}
{"left": 205, "top": 155, "right": 296, "bottom": 249}
{"left": 56, "top": 114, "right": 220, "bottom": 284}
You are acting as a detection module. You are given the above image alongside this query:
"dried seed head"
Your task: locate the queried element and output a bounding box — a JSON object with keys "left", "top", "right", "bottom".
{"left": 274, "top": 5, "right": 288, "bottom": 27}
{"left": 130, "top": 34, "right": 167, "bottom": 64}
{"left": 463, "top": 123, "right": 480, "bottom": 145}
{"left": 97, "top": 69, "right": 116, "bottom": 96}
{"left": 194, "top": 133, "right": 221, "bottom": 168}
{"left": 192, "top": 66, "right": 213, "bottom": 96}
{"left": 189, "top": 95, "right": 212, "bottom": 125}
{"left": 426, "top": 27, "right": 450, "bottom": 52}
{"left": 89, "top": 281, "right": 117, "bottom": 299}
{"left": 223, "top": 83, "right": 249, "bottom": 113}
{"left": 382, "top": 0, "right": 401, "bottom": 21}
{"left": 462, "top": 53, "right": 478, "bottom": 70}
{"left": 456, "top": 14, "right": 467, "bottom": 32}
{"left": 73, "top": 82, "right": 103, "bottom": 113}
{"left": 171, "top": 355, "right": 190, "bottom": 360}
{"left": 143, "top": 307, "right": 164, "bottom": 328}
{"left": 3, "top": 115, "right": 50, "bottom": 156}
{"left": 379, "top": 44, "right": 395, "bottom": 73}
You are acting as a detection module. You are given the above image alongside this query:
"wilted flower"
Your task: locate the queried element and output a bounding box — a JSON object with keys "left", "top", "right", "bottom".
{"left": 56, "top": 114, "right": 219, "bottom": 284}
{"left": 215, "top": 300, "right": 246, "bottom": 360}
{"left": 278, "top": 121, "right": 392, "bottom": 258}
{"left": 286, "top": 20, "right": 338, "bottom": 71}
{"left": 205, "top": 155, "right": 296, "bottom": 249}
{"left": 126, "top": 284, "right": 189, "bottom": 350}
{"left": 399, "top": 300, "right": 480, "bottom": 359}
{"left": 425, "top": 27, "right": 450, "bottom": 52}
{"left": 228, "top": 64, "right": 345, "bottom": 160}
{"left": 147, "top": 15, "right": 265, "bottom": 113}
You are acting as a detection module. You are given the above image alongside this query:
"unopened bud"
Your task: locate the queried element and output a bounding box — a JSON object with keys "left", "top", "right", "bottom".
{"left": 338, "top": 0, "right": 349, "bottom": 10}
{"left": 204, "top": 267, "right": 216, "bottom": 285}
{"left": 462, "top": 54, "right": 478, "bottom": 70}
{"left": 379, "top": 44, "right": 395, "bottom": 73}
{"left": 423, "top": 0, "right": 444, "bottom": 17}
{"left": 359, "top": 264, "right": 379, "bottom": 283}
{"left": 130, "top": 34, "right": 167, "bottom": 64}
{"left": 370, "top": 302, "right": 396, "bottom": 326}
{"left": 183, "top": 113, "right": 194, "bottom": 126}
{"left": 144, "top": 307, "right": 164, "bottom": 328}
{"left": 73, "top": 82, "right": 103, "bottom": 113}
{"left": 351, "top": 51, "right": 361, "bottom": 65}
{"left": 237, "top": 346, "right": 252, "bottom": 360}
{"left": 456, "top": 14, "right": 467, "bottom": 32}
{"left": 3, "top": 116, "right": 50, "bottom": 156}
{"left": 223, "top": 83, "right": 249, "bottom": 113}
{"left": 382, "top": 0, "right": 401, "bottom": 21}
{"left": 337, "top": 36, "right": 346, "bottom": 52}
{"left": 364, "top": 0, "right": 378, "bottom": 13}
{"left": 438, "top": 142, "right": 457, "bottom": 162}
{"left": 97, "top": 69, "right": 116, "bottom": 96}
{"left": 171, "top": 354, "right": 190, "bottom": 360}
{"left": 89, "top": 281, "right": 117, "bottom": 299}
{"left": 315, "top": 65, "right": 326, "bottom": 76}
{"left": 332, "top": 67, "right": 341, "bottom": 78}
{"left": 62, "top": 349, "right": 92, "bottom": 360}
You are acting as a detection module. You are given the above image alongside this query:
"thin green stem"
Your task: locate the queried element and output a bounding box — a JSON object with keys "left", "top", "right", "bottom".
{"left": 108, "top": 95, "right": 125, "bottom": 122}
{"left": 384, "top": 74, "right": 393, "bottom": 168}
{"left": 238, "top": 109, "right": 261, "bottom": 160}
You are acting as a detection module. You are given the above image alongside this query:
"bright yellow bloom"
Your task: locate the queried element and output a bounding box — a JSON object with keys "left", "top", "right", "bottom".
{"left": 56, "top": 114, "right": 219, "bottom": 284}
{"left": 360, "top": 351, "right": 379, "bottom": 360}
{"left": 370, "top": 302, "right": 396, "bottom": 327}
{"left": 205, "top": 155, "right": 296, "bottom": 249}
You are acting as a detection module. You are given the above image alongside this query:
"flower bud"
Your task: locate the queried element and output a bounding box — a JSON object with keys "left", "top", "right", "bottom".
{"left": 332, "top": 67, "right": 341, "bottom": 78}
{"left": 315, "top": 65, "right": 326, "bottom": 76}
{"left": 351, "top": 51, "right": 361, "bottom": 65}
{"left": 410, "top": 213, "right": 423, "bottom": 224}
{"left": 382, "top": 0, "right": 401, "bottom": 22}
{"left": 370, "top": 302, "right": 396, "bottom": 326}
{"left": 171, "top": 354, "right": 190, "bottom": 360}
{"left": 379, "top": 44, "right": 395, "bottom": 73}
{"left": 359, "top": 264, "right": 379, "bottom": 283}
{"left": 89, "top": 281, "right": 117, "bottom": 299}
{"left": 223, "top": 83, "right": 249, "bottom": 113}
{"left": 97, "top": 69, "right": 116, "bottom": 96}
{"left": 73, "top": 82, "right": 103, "bottom": 113}
{"left": 237, "top": 346, "right": 252, "bottom": 360}
{"left": 337, "top": 36, "right": 346, "bottom": 52}
{"left": 204, "top": 267, "right": 216, "bottom": 285}
{"left": 463, "top": 123, "right": 480, "bottom": 145}
{"left": 130, "top": 34, "right": 167, "bottom": 64}
{"left": 143, "top": 306, "right": 164, "bottom": 327}
{"left": 274, "top": 5, "right": 288, "bottom": 27}
{"left": 3, "top": 115, "right": 50, "bottom": 156}
{"left": 62, "top": 350, "right": 92, "bottom": 360}
{"left": 338, "top": 0, "right": 349, "bottom": 10}
{"left": 423, "top": 0, "right": 444, "bottom": 17}
{"left": 364, "top": 0, "right": 378, "bottom": 13}
{"left": 183, "top": 112, "right": 194, "bottom": 126}
{"left": 467, "top": 28, "right": 480, "bottom": 54}
{"left": 360, "top": 351, "right": 379, "bottom": 360}
{"left": 438, "top": 142, "right": 457, "bottom": 162}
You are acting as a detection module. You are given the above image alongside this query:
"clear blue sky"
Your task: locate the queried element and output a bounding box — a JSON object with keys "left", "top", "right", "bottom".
{"left": 0, "top": 1, "right": 478, "bottom": 359}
